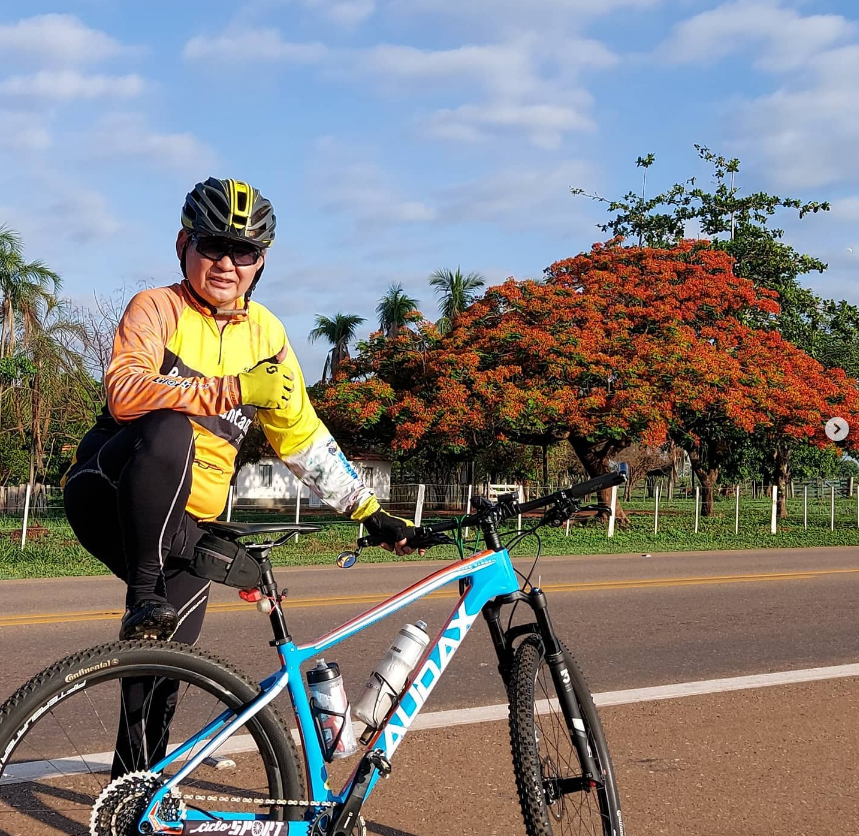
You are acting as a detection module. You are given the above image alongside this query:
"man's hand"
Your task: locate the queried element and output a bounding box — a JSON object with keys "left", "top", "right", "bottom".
{"left": 238, "top": 349, "right": 293, "bottom": 409}
{"left": 364, "top": 509, "right": 420, "bottom": 556}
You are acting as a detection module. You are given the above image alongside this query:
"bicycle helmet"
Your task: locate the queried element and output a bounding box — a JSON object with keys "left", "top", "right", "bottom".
{"left": 182, "top": 177, "right": 276, "bottom": 245}
{"left": 179, "top": 178, "right": 276, "bottom": 303}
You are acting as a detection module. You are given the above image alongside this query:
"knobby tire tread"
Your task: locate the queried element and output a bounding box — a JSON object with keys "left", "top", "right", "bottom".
{"left": 508, "top": 634, "right": 623, "bottom": 836}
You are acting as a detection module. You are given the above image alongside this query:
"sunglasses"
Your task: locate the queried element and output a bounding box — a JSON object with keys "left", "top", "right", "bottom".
{"left": 192, "top": 235, "right": 263, "bottom": 267}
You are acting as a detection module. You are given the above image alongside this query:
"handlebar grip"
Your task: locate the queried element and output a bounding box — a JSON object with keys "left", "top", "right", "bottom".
{"left": 567, "top": 471, "right": 626, "bottom": 497}
{"left": 518, "top": 472, "right": 627, "bottom": 514}
{"left": 358, "top": 529, "right": 455, "bottom": 551}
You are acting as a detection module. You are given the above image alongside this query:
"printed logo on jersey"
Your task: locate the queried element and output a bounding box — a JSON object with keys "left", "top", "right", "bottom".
{"left": 160, "top": 350, "right": 256, "bottom": 448}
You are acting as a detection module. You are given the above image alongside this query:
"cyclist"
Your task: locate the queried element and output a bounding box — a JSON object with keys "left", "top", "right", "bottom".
{"left": 63, "top": 177, "right": 414, "bottom": 644}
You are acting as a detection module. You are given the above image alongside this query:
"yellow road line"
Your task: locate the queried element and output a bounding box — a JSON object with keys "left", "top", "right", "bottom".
{"left": 1, "top": 567, "right": 857, "bottom": 628}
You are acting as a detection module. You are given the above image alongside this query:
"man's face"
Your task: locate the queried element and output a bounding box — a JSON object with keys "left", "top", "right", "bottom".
{"left": 177, "top": 230, "right": 264, "bottom": 308}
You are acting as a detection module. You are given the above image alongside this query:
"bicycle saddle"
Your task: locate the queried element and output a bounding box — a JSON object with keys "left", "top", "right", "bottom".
{"left": 200, "top": 521, "right": 322, "bottom": 538}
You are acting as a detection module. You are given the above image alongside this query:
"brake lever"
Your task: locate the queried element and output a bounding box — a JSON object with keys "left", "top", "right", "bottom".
{"left": 577, "top": 503, "right": 614, "bottom": 516}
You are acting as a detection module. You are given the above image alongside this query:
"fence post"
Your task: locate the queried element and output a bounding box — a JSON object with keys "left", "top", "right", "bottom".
{"left": 735, "top": 485, "right": 740, "bottom": 535}
{"left": 518, "top": 485, "right": 523, "bottom": 533}
{"left": 830, "top": 484, "right": 835, "bottom": 531}
{"left": 771, "top": 486, "right": 778, "bottom": 534}
{"left": 226, "top": 485, "right": 234, "bottom": 522}
{"left": 414, "top": 483, "right": 426, "bottom": 527}
{"left": 851, "top": 476, "right": 855, "bottom": 498}
{"left": 358, "top": 522, "right": 364, "bottom": 540}
{"left": 694, "top": 486, "right": 700, "bottom": 534}
{"left": 565, "top": 518, "right": 571, "bottom": 537}
{"left": 20, "top": 483, "right": 32, "bottom": 550}
{"left": 463, "top": 484, "right": 473, "bottom": 538}
{"left": 804, "top": 486, "right": 808, "bottom": 530}
{"left": 294, "top": 484, "right": 302, "bottom": 542}
{"left": 607, "top": 485, "right": 618, "bottom": 538}
{"left": 653, "top": 484, "right": 660, "bottom": 535}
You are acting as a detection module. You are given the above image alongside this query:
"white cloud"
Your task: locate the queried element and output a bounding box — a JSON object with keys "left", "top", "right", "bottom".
{"left": 46, "top": 187, "right": 123, "bottom": 242}
{"left": 0, "top": 14, "right": 127, "bottom": 66}
{"left": 436, "top": 160, "right": 597, "bottom": 230}
{"left": 316, "top": 159, "right": 436, "bottom": 227}
{"left": 831, "top": 197, "right": 859, "bottom": 223}
{"left": 239, "top": 0, "right": 376, "bottom": 27}
{"left": 386, "top": 0, "right": 662, "bottom": 34}
{"left": 87, "top": 113, "right": 217, "bottom": 172}
{"left": 426, "top": 102, "right": 594, "bottom": 149}
{"left": 0, "top": 71, "right": 144, "bottom": 101}
{"left": 658, "top": 0, "right": 854, "bottom": 72}
{"left": 0, "top": 110, "right": 51, "bottom": 151}
{"left": 184, "top": 29, "right": 327, "bottom": 63}
{"left": 358, "top": 37, "right": 613, "bottom": 148}
{"left": 0, "top": 183, "right": 121, "bottom": 249}
{"left": 738, "top": 44, "right": 859, "bottom": 188}
{"left": 362, "top": 37, "right": 616, "bottom": 99}
{"left": 301, "top": 0, "right": 375, "bottom": 26}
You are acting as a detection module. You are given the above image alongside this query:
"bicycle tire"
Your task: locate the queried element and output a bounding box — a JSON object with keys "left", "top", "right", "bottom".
{"left": 508, "top": 634, "right": 624, "bottom": 836}
{"left": 0, "top": 640, "right": 304, "bottom": 832}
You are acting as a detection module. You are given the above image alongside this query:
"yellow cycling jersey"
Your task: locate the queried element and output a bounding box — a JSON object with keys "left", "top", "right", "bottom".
{"left": 98, "top": 281, "right": 377, "bottom": 521}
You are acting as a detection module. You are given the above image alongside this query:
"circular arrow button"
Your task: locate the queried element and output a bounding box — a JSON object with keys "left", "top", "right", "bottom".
{"left": 825, "top": 417, "right": 850, "bottom": 442}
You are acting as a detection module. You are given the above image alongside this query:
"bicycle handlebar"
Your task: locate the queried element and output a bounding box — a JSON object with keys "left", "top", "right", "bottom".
{"left": 352, "top": 471, "right": 626, "bottom": 556}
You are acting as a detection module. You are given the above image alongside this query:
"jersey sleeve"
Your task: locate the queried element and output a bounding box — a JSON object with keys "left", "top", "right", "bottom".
{"left": 259, "top": 339, "right": 378, "bottom": 518}
{"left": 105, "top": 291, "right": 241, "bottom": 422}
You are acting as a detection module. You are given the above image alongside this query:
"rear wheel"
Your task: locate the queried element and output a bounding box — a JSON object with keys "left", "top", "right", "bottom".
{"left": 508, "top": 635, "right": 623, "bottom": 836}
{"left": 0, "top": 641, "right": 304, "bottom": 835}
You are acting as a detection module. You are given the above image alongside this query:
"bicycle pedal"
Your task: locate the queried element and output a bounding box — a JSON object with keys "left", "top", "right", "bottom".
{"left": 367, "top": 750, "right": 391, "bottom": 777}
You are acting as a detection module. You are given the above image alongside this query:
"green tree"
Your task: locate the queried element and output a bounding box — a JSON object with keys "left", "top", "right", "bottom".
{"left": 0, "top": 226, "right": 61, "bottom": 359}
{"left": 308, "top": 312, "right": 366, "bottom": 382}
{"left": 428, "top": 267, "right": 485, "bottom": 333}
{"left": 571, "top": 146, "right": 830, "bottom": 351}
{"left": 376, "top": 283, "right": 419, "bottom": 338}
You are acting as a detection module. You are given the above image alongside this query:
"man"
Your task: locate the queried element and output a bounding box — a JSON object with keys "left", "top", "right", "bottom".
{"left": 64, "top": 176, "right": 413, "bottom": 646}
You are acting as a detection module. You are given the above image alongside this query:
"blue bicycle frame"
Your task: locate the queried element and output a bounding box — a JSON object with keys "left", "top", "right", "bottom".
{"left": 143, "top": 546, "right": 520, "bottom": 834}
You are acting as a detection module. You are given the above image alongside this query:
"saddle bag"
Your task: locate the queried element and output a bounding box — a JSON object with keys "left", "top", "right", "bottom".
{"left": 189, "top": 533, "right": 262, "bottom": 589}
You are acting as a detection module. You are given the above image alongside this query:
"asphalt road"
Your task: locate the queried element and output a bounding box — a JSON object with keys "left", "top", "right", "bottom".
{"left": 1, "top": 546, "right": 857, "bottom": 708}
{"left": 1, "top": 547, "right": 858, "bottom": 836}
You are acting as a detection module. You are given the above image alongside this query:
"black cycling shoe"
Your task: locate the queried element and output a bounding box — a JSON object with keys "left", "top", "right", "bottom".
{"left": 119, "top": 600, "right": 178, "bottom": 640}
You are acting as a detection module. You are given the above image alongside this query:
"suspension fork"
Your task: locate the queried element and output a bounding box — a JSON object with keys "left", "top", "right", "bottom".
{"left": 482, "top": 589, "right": 603, "bottom": 785}
{"left": 529, "top": 587, "right": 602, "bottom": 785}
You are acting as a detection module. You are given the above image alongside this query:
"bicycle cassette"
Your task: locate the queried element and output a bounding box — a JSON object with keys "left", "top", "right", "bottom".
{"left": 90, "top": 771, "right": 184, "bottom": 836}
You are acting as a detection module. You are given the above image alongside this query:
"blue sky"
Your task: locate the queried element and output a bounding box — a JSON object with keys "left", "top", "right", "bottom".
{"left": 1, "top": 0, "right": 858, "bottom": 380}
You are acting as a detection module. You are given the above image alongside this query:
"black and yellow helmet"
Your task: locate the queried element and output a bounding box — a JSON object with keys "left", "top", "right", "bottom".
{"left": 181, "top": 177, "right": 276, "bottom": 247}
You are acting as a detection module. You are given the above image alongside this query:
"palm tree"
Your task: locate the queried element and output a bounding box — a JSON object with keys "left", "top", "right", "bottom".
{"left": 308, "top": 312, "right": 366, "bottom": 382}
{"left": 429, "top": 267, "right": 484, "bottom": 333}
{"left": 21, "top": 300, "right": 89, "bottom": 482}
{"left": 0, "top": 226, "right": 60, "bottom": 358}
{"left": 376, "top": 283, "right": 419, "bottom": 338}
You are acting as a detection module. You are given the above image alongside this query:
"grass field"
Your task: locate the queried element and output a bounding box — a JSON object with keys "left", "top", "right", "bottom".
{"left": 1, "top": 494, "right": 858, "bottom": 580}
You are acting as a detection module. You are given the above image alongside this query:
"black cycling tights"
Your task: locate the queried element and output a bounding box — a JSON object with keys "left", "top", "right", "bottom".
{"left": 64, "top": 409, "right": 212, "bottom": 777}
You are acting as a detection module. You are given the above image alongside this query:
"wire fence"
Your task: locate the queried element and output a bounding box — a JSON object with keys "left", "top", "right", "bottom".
{"left": 3, "top": 477, "right": 859, "bottom": 548}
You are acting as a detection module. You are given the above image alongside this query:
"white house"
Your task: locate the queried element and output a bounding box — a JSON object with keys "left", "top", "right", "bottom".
{"left": 235, "top": 453, "right": 391, "bottom": 508}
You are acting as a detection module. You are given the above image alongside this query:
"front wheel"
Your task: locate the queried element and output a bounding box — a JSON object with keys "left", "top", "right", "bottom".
{"left": 508, "top": 634, "right": 623, "bottom": 836}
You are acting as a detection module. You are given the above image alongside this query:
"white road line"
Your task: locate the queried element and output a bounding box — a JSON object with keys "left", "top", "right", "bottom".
{"left": 4, "top": 663, "right": 858, "bottom": 785}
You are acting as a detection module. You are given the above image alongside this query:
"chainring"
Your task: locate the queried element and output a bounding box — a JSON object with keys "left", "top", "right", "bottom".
{"left": 309, "top": 809, "right": 367, "bottom": 836}
{"left": 90, "top": 771, "right": 184, "bottom": 836}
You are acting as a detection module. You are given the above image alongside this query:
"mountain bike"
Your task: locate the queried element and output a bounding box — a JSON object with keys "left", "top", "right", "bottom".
{"left": 0, "top": 472, "right": 626, "bottom": 836}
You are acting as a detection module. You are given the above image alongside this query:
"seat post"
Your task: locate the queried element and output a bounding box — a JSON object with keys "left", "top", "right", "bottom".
{"left": 259, "top": 560, "right": 291, "bottom": 645}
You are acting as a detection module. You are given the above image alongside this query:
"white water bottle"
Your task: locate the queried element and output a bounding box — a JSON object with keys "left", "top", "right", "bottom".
{"left": 354, "top": 621, "right": 430, "bottom": 729}
{"left": 306, "top": 659, "right": 358, "bottom": 758}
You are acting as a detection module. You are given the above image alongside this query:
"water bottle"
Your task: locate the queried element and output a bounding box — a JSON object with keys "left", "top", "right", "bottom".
{"left": 354, "top": 621, "right": 430, "bottom": 729}
{"left": 306, "top": 659, "right": 358, "bottom": 758}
